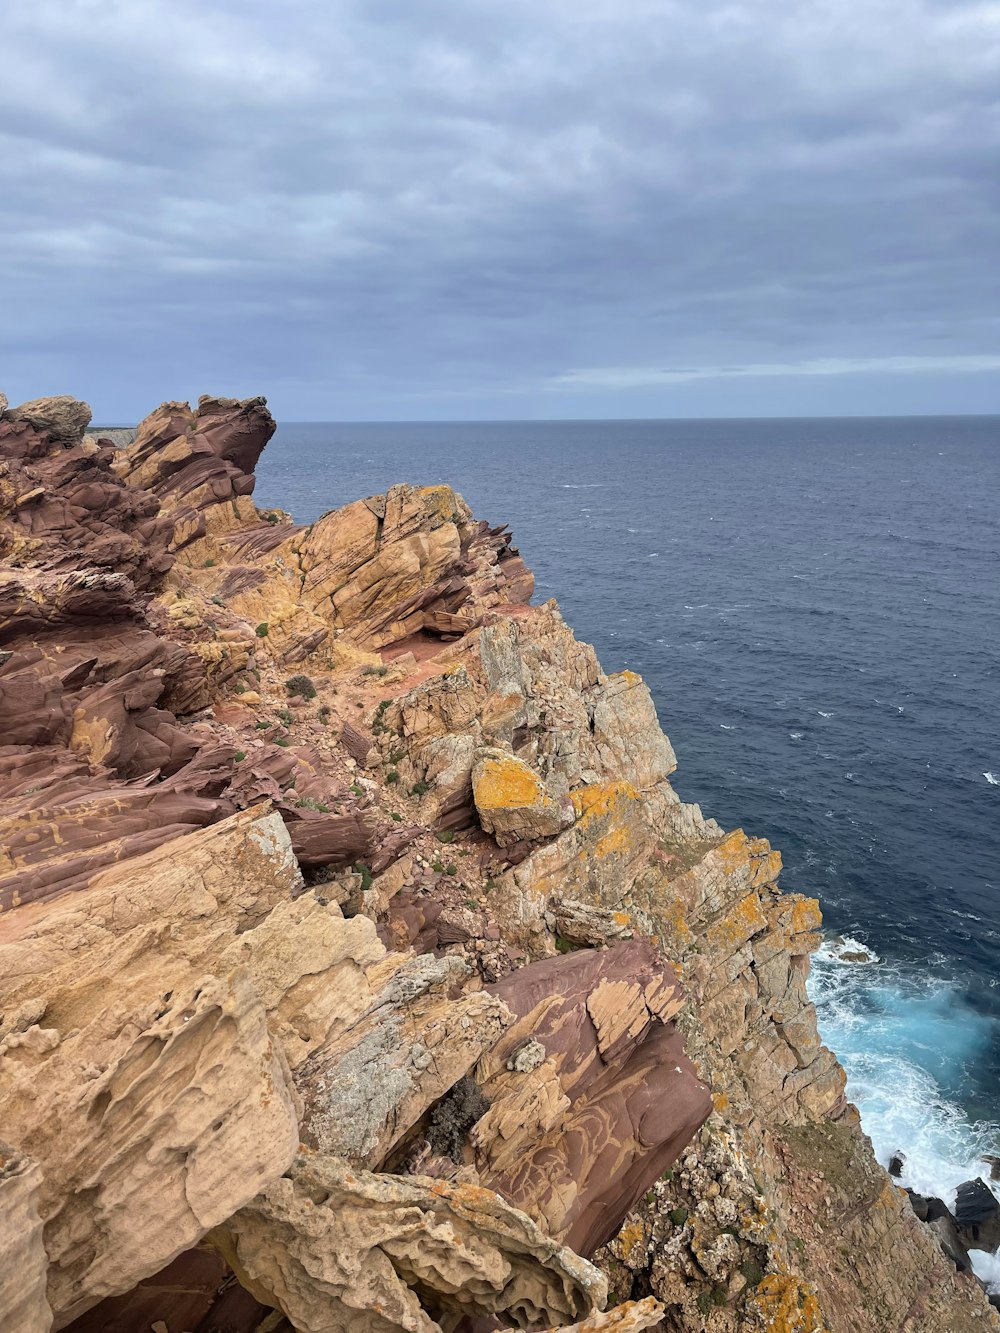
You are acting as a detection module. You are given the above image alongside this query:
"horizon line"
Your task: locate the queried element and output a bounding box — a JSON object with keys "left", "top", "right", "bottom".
{"left": 92, "top": 409, "right": 1000, "bottom": 428}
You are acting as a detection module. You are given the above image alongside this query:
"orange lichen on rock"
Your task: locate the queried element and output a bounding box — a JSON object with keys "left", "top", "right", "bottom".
{"left": 747, "top": 1273, "right": 825, "bottom": 1333}
{"left": 475, "top": 753, "right": 551, "bottom": 810}
{"left": 594, "top": 826, "right": 631, "bottom": 859}
{"left": 789, "top": 897, "right": 823, "bottom": 936}
{"left": 472, "top": 748, "right": 570, "bottom": 846}
{"left": 570, "top": 780, "right": 640, "bottom": 826}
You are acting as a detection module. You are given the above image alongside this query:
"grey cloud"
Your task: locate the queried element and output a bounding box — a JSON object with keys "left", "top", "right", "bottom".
{"left": 1, "top": 0, "right": 998, "bottom": 418}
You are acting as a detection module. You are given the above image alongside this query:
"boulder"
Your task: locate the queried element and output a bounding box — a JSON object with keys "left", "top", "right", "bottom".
{"left": 955, "top": 1178, "right": 1000, "bottom": 1253}
{"left": 472, "top": 746, "right": 573, "bottom": 847}
{"left": 211, "top": 1153, "right": 607, "bottom": 1331}
{"left": 8, "top": 395, "right": 91, "bottom": 444}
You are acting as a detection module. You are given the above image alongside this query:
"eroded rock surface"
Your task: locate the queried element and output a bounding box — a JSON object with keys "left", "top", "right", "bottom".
{"left": 0, "top": 387, "right": 994, "bottom": 1333}
{"left": 0, "top": 1143, "right": 52, "bottom": 1333}
{"left": 214, "top": 1154, "right": 606, "bottom": 1332}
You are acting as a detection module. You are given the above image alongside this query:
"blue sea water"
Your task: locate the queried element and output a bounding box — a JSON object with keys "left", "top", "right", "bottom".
{"left": 256, "top": 415, "right": 1000, "bottom": 1209}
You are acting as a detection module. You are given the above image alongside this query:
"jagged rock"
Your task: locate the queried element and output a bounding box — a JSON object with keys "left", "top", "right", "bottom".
{"left": 550, "top": 898, "right": 634, "bottom": 948}
{"left": 472, "top": 941, "right": 711, "bottom": 1256}
{"left": 0, "top": 809, "right": 304, "bottom": 1325}
{"left": 212, "top": 1153, "right": 607, "bottom": 1332}
{"left": 888, "top": 1150, "right": 905, "bottom": 1177}
{"left": 955, "top": 1178, "right": 1000, "bottom": 1252}
{"left": 8, "top": 395, "right": 92, "bottom": 444}
{"left": 0, "top": 1143, "right": 52, "bottom": 1333}
{"left": 473, "top": 746, "right": 573, "bottom": 846}
{"left": 588, "top": 669, "right": 676, "bottom": 788}
{"left": 114, "top": 394, "right": 275, "bottom": 551}
{"left": 553, "top": 1297, "right": 665, "bottom": 1330}
{"left": 1, "top": 386, "right": 996, "bottom": 1333}
{"left": 926, "top": 1209, "right": 972, "bottom": 1273}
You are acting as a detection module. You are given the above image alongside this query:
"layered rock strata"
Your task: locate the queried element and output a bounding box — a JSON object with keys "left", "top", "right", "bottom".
{"left": 0, "top": 391, "right": 994, "bottom": 1333}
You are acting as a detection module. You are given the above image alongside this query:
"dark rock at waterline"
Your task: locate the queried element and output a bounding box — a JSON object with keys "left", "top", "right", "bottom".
{"left": 888, "top": 1151, "right": 905, "bottom": 1178}
{"left": 926, "top": 1215, "right": 972, "bottom": 1274}
{"left": 954, "top": 1178, "right": 1000, "bottom": 1252}
{"left": 982, "top": 1154, "right": 1000, "bottom": 1182}
{"left": 905, "top": 1190, "right": 952, "bottom": 1224}
{"left": 905, "top": 1192, "right": 972, "bottom": 1273}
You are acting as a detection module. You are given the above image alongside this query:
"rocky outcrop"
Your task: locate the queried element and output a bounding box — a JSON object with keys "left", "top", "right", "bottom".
{"left": 213, "top": 1154, "right": 606, "bottom": 1331}
{"left": 474, "top": 941, "right": 710, "bottom": 1256}
{"left": 0, "top": 388, "right": 995, "bottom": 1333}
{"left": 0, "top": 1143, "right": 52, "bottom": 1332}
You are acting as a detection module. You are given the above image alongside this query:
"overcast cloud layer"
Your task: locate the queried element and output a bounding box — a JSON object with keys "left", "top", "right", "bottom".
{"left": 2, "top": 0, "right": 999, "bottom": 419}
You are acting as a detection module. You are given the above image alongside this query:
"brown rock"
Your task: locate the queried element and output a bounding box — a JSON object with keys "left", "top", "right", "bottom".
{"left": 8, "top": 395, "right": 92, "bottom": 445}
{"left": 472, "top": 747, "right": 572, "bottom": 847}
{"left": 472, "top": 941, "right": 712, "bottom": 1256}
{"left": 0, "top": 1143, "right": 52, "bottom": 1333}
{"left": 212, "top": 1153, "right": 607, "bottom": 1331}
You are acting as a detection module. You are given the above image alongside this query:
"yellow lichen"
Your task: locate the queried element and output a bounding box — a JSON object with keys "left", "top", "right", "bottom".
{"left": 705, "top": 892, "right": 767, "bottom": 953}
{"left": 613, "top": 1220, "right": 648, "bottom": 1264}
{"left": 789, "top": 897, "right": 822, "bottom": 936}
{"left": 716, "top": 828, "right": 751, "bottom": 874}
{"left": 594, "top": 826, "right": 631, "bottom": 858}
{"left": 417, "top": 484, "right": 459, "bottom": 524}
{"left": 474, "top": 756, "right": 549, "bottom": 810}
{"left": 748, "top": 1273, "right": 824, "bottom": 1333}
{"left": 570, "top": 780, "right": 639, "bottom": 826}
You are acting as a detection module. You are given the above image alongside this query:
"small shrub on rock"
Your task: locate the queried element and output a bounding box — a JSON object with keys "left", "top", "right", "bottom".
{"left": 285, "top": 673, "right": 317, "bottom": 700}
{"left": 426, "top": 1076, "right": 490, "bottom": 1161}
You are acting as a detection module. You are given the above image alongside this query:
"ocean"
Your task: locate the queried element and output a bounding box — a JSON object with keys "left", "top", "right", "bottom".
{"left": 256, "top": 415, "right": 1000, "bottom": 1234}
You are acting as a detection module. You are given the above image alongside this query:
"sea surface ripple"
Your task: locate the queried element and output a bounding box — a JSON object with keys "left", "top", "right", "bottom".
{"left": 258, "top": 414, "right": 1000, "bottom": 1205}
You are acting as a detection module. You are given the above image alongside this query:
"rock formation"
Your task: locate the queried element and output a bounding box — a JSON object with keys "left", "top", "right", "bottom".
{"left": 0, "top": 390, "right": 995, "bottom": 1332}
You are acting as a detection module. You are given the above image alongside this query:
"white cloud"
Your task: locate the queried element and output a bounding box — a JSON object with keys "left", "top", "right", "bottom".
{"left": 1, "top": 0, "right": 998, "bottom": 415}
{"left": 551, "top": 355, "right": 1000, "bottom": 390}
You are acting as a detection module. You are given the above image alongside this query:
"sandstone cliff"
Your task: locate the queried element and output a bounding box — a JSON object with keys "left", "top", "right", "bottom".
{"left": 0, "top": 391, "right": 994, "bottom": 1332}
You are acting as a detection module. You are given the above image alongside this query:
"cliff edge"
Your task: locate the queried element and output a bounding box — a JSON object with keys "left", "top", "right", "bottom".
{"left": 0, "top": 391, "right": 994, "bottom": 1332}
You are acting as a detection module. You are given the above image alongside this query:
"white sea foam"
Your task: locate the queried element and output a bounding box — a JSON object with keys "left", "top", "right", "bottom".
{"left": 815, "top": 935, "right": 881, "bottom": 966}
{"left": 720, "top": 723, "right": 736, "bottom": 730}
{"left": 985, "top": 772, "right": 999, "bottom": 786}
{"left": 789, "top": 730, "right": 804, "bottom": 740}
{"left": 810, "top": 944, "right": 1000, "bottom": 1206}
{"left": 970, "top": 1250, "right": 1000, "bottom": 1294}
{"left": 818, "top": 710, "right": 834, "bottom": 717}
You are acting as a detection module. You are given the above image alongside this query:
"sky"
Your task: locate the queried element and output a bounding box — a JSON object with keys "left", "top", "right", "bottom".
{"left": 2, "top": 0, "right": 999, "bottom": 421}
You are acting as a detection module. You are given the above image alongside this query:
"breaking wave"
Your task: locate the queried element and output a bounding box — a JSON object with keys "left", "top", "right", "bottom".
{"left": 810, "top": 941, "right": 1000, "bottom": 1205}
